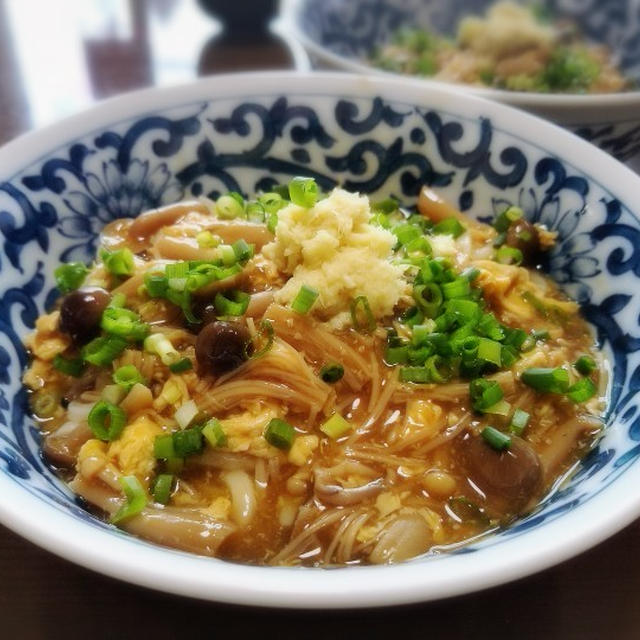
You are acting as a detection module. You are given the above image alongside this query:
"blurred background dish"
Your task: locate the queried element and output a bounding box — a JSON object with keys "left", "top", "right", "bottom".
{"left": 282, "top": 0, "right": 640, "bottom": 169}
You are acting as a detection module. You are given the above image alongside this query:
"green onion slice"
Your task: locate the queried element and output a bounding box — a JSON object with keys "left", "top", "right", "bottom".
{"left": 248, "top": 319, "right": 274, "bottom": 359}
{"left": 152, "top": 473, "right": 174, "bottom": 505}
{"left": 101, "top": 248, "right": 134, "bottom": 277}
{"left": 319, "top": 363, "right": 344, "bottom": 383}
{"left": 53, "top": 354, "right": 86, "bottom": 378}
{"left": 510, "top": 408, "right": 530, "bottom": 435}
{"left": 567, "top": 377, "right": 597, "bottom": 403}
{"left": 100, "top": 307, "right": 149, "bottom": 342}
{"left": 521, "top": 367, "right": 570, "bottom": 394}
{"left": 291, "top": 284, "right": 319, "bottom": 314}
{"left": 319, "top": 413, "right": 351, "bottom": 440}
{"left": 481, "top": 426, "right": 511, "bottom": 451}
{"left": 88, "top": 400, "right": 126, "bottom": 441}
{"left": 288, "top": 177, "right": 318, "bottom": 208}
{"left": 202, "top": 418, "right": 227, "bottom": 448}
{"left": 54, "top": 262, "right": 89, "bottom": 294}
{"left": 168, "top": 357, "right": 193, "bottom": 374}
{"left": 470, "top": 379, "right": 504, "bottom": 412}
{"left": 214, "top": 290, "right": 250, "bottom": 316}
{"left": 574, "top": 355, "right": 596, "bottom": 376}
{"left": 111, "top": 475, "right": 147, "bottom": 524}
{"left": 264, "top": 418, "right": 295, "bottom": 449}
{"left": 350, "top": 296, "right": 375, "bottom": 333}
{"left": 432, "top": 218, "right": 465, "bottom": 238}
{"left": 113, "top": 365, "right": 145, "bottom": 392}
{"left": 82, "top": 336, "right": 127, "bottom": 367}
{"left": 173, "top": 427, "right": 204, "bottom": 457}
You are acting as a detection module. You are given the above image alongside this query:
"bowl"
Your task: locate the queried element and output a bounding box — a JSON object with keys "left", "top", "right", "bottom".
{"left": 281, "top": 0, "right": 640, "bottom": 169}
{"left": 1, "top": 71, "right": 640, "bottom": 608}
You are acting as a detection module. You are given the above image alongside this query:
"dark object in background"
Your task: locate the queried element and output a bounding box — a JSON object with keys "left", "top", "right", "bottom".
{"left": 198, "top": 0, "right": 292, "bottom": 72}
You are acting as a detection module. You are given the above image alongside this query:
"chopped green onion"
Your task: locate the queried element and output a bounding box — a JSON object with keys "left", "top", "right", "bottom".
{"left": 567, "top": 377, "right": 597, "bottom": 403}
{"left": 495, "top": 246, "right": 523, "bottom": 266}
{"left": 214, "top": 290, "right": 250, "bottom": 316}
{"left": 217, "top": 244, "right": 237, "bottom": 266}
{"left": 319, "top": 363, "right": 344, "bottom": 383}
{"left": 202, "top": 418, "right": 227, "bottom": 448}
{"left": 531, "top": 329, "right": 550, "bottom": 341}
{"left": 503, "top": 327, "right": 528, "bottom": 350}
{"left": 399, "top": 366, "right": 431, "bottom": 383}
{"left": 246, "top": 201, "right": 266, "bottom": 223}
{"left": 216, "top": 194, "right": 245, "bottom": 219}
{"left": 100, "top": 307, "right": 149, "bottom": 341}
{"left": 402, "top": 306, "right": 424, "bottom": 327}
{"left": 54, "top": 262, "right": 89, "bottom": 293}
{"left": 494, "top": 206, "right": 524, "bottom": 233}
{"left": 393, "top": 223, "right": 421, "bottom": 247}
{"left": 82, "top": 335, "right": 127, "bottom": 367}
{"left": 386, "top": 344, "right": 410, "bottom": 365}
{"left": 288, "top": 177, "right": 318, "bottom": 208}
{"left": 153, "top": 434, "right": 176, "bottom": 459}
{"left": 247, "top": 319, "right": 274, "bottom": 359}
{"left": 264, "top": 418, "right": 295, "bottom": 449}
{"left": 53, "top": 354, "right": 86, "bottom": 378}
{"left": 232, "top": 239, "right": 254, "bottom": 263}
{"left": 432, "top": 218, "right": 465, "bottom": 238}
{"left": 165, "top": 261, "right": 189, "bottom": 280}
{"left": 88, "top": 400, "right": 126, "bottom": 441}
{"left": 291, "top": 285, "right": 319, "bottom": 314}
{"left": 31, "top": 391, "right": 60, "bottom": 419}
{"left": 144, "top": 272, "right": 169, "bottom": 298}
{"left": 477, "top": 338, "right": 502, "bottom": 366}
{"left": 101, "top": 384, "right": 126, "bottom": 405}
{"left": 460, "top": 266, "right": 480, "bottom": 282}
{"left": 441, "top": 278, "right": 471, "bottom": 300}
{"left": 259, "top": 192, "right": 287, "bottom": 214}
{"left": 424, "top": 354, "right": 453, "bottom": 383}
{"left": 152, "top": 474, "right": 174, "bottom": 505}
{"left": 483, "top": 399, "right": 511, "bottom": 416}
{"left": 445, "top": 299, "right": 479, "bottom": 323}
{"left": 196, "top": 230, "right": 220, "bottom": 248}
{"left": 481, "top": 426, "right": 511, "bottom": 451}
{"left": 101, "top": 248, "right": 134, "bottom": 277}
{"left": 371, "top": 197, "right": 399, "bottom": 214}
{"left": 173, "top": 426, "right": 204, "bottom": 457}
{"left": 413, "top": 283, "right": 443, "bottom": 317}
{"left": 109, "top": 293, "right": 126, "bottom": 309}
{"left": 110, "top": 475, "right": 147, "bottom": 524}
{"left": 319, "top": 413, "right": 351, "bottom": 440}
{"left": 470, "top": 379, "right": 504, "bottom": 412}
{"left": 267, "top": 211, "right": 278, "bottom": 233}
{"left": 174, "top": 400, "right": 199, "bottom": 429}
{"left": 144, "top": 333, "right": 180, "bottom": 366}
{"left": 574, "top": 355, "right": 596, "bottom": 376}
{"left": 521, "top": 367, "right": 570, "bottom": 393}
{"left": 477, "top": 313, "right": 505, "bottom": 341}
{"left": 501, "top": 345, "right": 519, "bottom": 368}
{"left": 510, "top": 408, "right": 530, "bottom": 435}
{"left": 350, "top": 296, "right": 375, "bottom": 333}
{"left": 113, "top": 365, "right": 144, "bottom": 392}
{"left": 169, "top": 357, "right": 193, "bottom": 374}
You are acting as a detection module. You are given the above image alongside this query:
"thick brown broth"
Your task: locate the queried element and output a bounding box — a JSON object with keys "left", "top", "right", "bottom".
{"left": 23, "top": 189, "right": 605, "bottom": 566}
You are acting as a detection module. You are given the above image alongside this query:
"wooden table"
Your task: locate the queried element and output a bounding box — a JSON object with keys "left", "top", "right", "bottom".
{"left": 0, "top": 1, "right": 637, "bottom": 637}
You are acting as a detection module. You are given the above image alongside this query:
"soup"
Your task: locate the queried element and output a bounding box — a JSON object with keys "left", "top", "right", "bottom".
{"left": 372, "top": 2, "right": 631, "bottom": 94}
{"left": 23, "top": 179, "right": 605, "bottom": 566}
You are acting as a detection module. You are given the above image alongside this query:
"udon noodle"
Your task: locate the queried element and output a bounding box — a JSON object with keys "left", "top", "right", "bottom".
{"left": 23, "top": 179, "right": 605, "bottom": 566}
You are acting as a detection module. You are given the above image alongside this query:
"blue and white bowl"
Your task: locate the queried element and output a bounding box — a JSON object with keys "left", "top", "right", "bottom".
{"left": 282, "top": 0, "right": 640, "bottom": 169}
{"left": 1, "top": 71, "right": 640, "bottom": 608}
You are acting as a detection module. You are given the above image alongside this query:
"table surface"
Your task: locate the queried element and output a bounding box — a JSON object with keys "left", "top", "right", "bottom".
{"left": 1, "top": 1, "right": 638, "bottom": 638}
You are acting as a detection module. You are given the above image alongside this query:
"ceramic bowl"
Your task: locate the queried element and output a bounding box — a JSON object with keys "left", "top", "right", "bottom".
{"left": 1, "top": 71, "right": 640, "bottom": 608}
{"left": 282, "top": 0, "right": 640, "bottom": 168}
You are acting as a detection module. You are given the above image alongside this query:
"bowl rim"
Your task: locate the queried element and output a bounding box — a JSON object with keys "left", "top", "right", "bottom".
{"left": 280, "top": 0, "right": 640, "bottom": 117}
{"left": 2, "top": 70, "right": 640, "bottom": 608}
